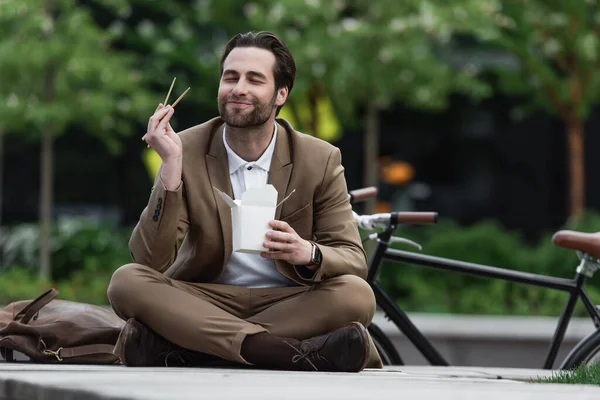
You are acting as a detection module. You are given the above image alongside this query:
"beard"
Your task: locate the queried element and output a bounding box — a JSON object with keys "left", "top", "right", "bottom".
{"left": 218, "top": 91, "right": 277, "bottom": 128}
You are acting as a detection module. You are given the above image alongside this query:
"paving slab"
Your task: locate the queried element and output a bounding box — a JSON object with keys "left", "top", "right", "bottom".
{"left": 0, "top": 363, "right": 599, "bottom": 400}
{"left": 386, "top": 365, "right": 557, "bottom": 380}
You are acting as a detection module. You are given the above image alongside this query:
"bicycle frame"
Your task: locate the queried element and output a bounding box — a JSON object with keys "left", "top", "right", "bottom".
{"left": 367, "top": 215, "right": 600, "bottom": 369}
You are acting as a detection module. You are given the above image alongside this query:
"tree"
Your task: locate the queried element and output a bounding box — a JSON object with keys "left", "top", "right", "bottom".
{"left": 117, "top": 0, "right": 260, "bottom": 179}
{"left": 245, "top": 0, "right": 491, "bottom": 212}
{"left": 0, "top": 0, "right": 154, "bottom": 279}
{"left": 452, "top": 0, "right": 600, "bottom": 219}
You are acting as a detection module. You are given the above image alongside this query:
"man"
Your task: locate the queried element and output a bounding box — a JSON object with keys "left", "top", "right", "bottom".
{"left": 107, "top": 31, "right": 382, "bottom": 372}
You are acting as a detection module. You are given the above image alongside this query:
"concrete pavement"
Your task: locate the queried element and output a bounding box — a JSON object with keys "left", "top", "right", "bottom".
{"left": 0, "top": 363, "right": 599, "bottom": 400}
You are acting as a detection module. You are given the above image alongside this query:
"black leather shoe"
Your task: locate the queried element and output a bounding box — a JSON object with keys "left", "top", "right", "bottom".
{"left": 283, "top": 322, "right": 370, "bottom": 372}
{"left": 114, "top": 318, "right": 220, "bottom": 367}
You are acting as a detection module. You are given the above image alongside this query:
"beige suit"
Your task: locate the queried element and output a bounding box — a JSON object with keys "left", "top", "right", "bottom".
{"left": 107, "top": 117, "right": 382, "bottom": 368}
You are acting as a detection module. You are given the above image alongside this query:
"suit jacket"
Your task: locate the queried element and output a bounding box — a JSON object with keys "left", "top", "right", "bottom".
{"left": 128, "top": 117, "right": 367, "bottom": 285}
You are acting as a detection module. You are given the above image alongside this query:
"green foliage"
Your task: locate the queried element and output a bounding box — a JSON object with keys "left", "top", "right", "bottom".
{"left": 54, "top": 267, "right": 115, "bottom": 305}
{"left": 0, "top": 266, "right": 112, "bottom": 305}
{"left": 2, "top": 212, "right": 600, "bottom": 312}
{"left": 116, "top": 0, "right": 256, "bottom": 116}
{"left": 375, "top": 211, "right": 600, "bottom": 316}
{"left": 0, "top": 0, "right": 158, "bottom": 280}
{"left": 447, "top": 0, "right": 600, "bottom": 121}
{"left": 0, "top": 0, "right": 155, "bottom": 151}
{"left": 0, "top": 268, "right": 51, "bottom": 304}
{"left": 245, "top": 0, "right": 492, "bottom": 124}
{"left": 0, "top": 218, "right": 130, "bottom": 305}
{"left": 0, "top": 217, "right": 131, "bottom": 281}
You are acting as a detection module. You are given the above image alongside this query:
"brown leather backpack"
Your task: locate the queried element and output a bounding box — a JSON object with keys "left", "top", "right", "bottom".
{"left": 0, "top": 288, "right": 124, "bottom": 364}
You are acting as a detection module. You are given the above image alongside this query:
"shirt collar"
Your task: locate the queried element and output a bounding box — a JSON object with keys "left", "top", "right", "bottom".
{"left": 223, "top": 123, "right": 278, "bottom": 175}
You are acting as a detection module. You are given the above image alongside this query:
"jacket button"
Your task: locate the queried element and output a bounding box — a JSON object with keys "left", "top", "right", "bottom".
{"left": 157, "top": 197, "right": 163, "bottom": 204}
{"left": 152, "top": 215, "right": 159, "bottom": 222}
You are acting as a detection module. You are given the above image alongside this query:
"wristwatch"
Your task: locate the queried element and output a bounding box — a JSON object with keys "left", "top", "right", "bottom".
{"left": 306, "top": 241, "right": 322, "bottom": 267}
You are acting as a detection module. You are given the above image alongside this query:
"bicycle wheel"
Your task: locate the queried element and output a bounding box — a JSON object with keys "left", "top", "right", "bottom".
{"left": 560, "top": 329, "right": 600, "bottom": 369}
{"left": 368, "top": 323, "right": 403, "bottom": 365}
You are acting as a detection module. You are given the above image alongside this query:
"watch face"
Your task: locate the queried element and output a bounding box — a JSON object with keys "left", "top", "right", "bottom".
{"left": 307, "top": 242, "right": 320, "bottom": 265}
{"left": 313, "top": 245, "right": 322, "bottom": 263}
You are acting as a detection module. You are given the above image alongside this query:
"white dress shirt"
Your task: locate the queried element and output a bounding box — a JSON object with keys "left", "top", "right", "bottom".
{"left": 213, "top": 124, "right": 296, "bottom": 288}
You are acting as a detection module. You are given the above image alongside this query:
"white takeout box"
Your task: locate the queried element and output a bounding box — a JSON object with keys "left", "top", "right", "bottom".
{"left": 213, "top": 184, "right": 282, "bottom": 254}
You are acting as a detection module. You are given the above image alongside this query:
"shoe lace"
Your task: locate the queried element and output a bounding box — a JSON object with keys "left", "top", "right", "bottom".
{"left": 150, "top": 335, "right": 190, "bottom": 367}
{"left": 283, "top": 340, "right": 326, "bottom": 371}
{"left": 164, "top": 350, "right": 190, "bottom": 367}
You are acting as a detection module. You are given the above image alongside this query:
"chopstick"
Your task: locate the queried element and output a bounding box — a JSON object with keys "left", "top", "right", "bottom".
{"left": 143, "top": 79, "right": 191, "bottom": 146}
{"left": 171, "top": 87, "right": 190, "bottom": 108}
{"left": 164, "top": 77, "right": 176, "bottom": 105}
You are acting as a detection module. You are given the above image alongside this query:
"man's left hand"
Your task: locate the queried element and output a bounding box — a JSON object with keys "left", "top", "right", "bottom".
{"left": 261, "top": 220, "right": 314, "bottom": 268}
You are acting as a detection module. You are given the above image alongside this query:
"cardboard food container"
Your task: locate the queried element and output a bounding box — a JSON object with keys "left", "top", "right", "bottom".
{"left": 213, "top": 185, "right": 294, "bottom": 254}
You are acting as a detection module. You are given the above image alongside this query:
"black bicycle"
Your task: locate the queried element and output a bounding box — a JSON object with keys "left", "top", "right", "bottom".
{"left": 348, "top": 187, "right": 600, "bottom": 370}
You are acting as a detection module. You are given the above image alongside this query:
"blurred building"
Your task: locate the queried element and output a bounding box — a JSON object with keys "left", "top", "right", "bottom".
{"left": 334, "top": 92, "right": 599, "bottom": 241}
{"left": 3, "top": 92, "right": 600, "bottom": 241}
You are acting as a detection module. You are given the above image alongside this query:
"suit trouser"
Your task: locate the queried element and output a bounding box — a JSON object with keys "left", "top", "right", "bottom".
{"left": 107, "top": 263, "right": 383, "bottom": 368}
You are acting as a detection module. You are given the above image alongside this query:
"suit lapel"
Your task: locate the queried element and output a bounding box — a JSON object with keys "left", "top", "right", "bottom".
{"left": 205, "top": 121, "right": 293, "bottom": 265}
{"left": 269, "top": 121, "right": 293, "bottom": 221}
{"left": 205, "top": 124, "right": 233, "bottom": 266}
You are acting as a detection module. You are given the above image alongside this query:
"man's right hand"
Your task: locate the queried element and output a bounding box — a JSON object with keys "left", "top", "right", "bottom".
{"left": 145, "top": 104, "right": 181, "bottom": 160}
{"left": 144, "top": 104, "right": 183, "bottom": 191}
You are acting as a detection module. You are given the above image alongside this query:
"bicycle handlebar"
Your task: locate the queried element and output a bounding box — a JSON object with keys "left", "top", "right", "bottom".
{"left": 396, "top": 212, "right": 438, "bottom": 224}
{"left": 348, "top": 187, "right": 438, "bottom": 228}
{"left": 349, "top": 186, "right": 378, "bottom": 204}
{"left": 354, "top": 211, "right": 439, "bottom": 230}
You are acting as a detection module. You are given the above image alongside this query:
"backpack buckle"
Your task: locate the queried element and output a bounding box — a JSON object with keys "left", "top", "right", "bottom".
{"left": 38, "top": 338, "right": 63, "bottom": 362}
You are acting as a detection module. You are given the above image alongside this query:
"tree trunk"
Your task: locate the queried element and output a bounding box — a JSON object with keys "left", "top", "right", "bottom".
{"left": 0, "top": 128, "right": 4, "bottom": 227}
{"left": 363, "top": 101, "right": 380, "bottom": 214}
{"left": 567, "top": 120, "right": 585, "bottom": 219}
{"left": 39, "top": 0, "right": 56, "bottom": 281}
{"left": 287, "top": 100, "right": 304, "bottom": 133}
{"left": 308, "top": 83, "right": 320, "bottom": 138}
{"left": 39, "top": 123, "right": 53, "bottom": 280}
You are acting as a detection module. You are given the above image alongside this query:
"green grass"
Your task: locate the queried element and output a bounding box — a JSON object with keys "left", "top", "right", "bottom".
{"left": 535, "top": 363, "right": 600, "bottom": 385}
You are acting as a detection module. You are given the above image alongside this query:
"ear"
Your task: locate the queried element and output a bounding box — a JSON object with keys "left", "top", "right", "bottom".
{"left": 275, "top": 86, "right": 288, "bottom": 107}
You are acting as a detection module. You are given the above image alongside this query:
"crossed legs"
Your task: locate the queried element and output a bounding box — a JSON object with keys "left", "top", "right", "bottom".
{"left": 107, "top": 263, "right": 382, "bottom": 369}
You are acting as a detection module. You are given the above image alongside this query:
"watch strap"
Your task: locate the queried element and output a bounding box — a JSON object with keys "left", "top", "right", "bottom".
{"left": 306, "top": 241, "right": 322, "bottom": 267}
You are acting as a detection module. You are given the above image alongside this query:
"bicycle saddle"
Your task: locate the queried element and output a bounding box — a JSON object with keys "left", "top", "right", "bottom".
{"left": 552, "top": 230, "right": 600, "bottom": 259}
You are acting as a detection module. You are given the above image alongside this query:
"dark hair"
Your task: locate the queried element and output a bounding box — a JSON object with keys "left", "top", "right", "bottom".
{"left": 220, "top": 31, "right": 296, "bottom": 115}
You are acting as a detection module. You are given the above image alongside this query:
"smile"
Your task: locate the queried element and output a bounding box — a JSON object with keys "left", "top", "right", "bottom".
{"left": 228, "top": 101, "right": 253, "bottom": 106}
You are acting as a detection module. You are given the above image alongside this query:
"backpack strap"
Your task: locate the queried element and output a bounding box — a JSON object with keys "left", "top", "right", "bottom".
{"left": 4, "top": 289, "right": 59, "bottom": 362}
{"left": 3, "top": 341, "right": 118, "bottom": 363}
{"left": 15, "top": 288, "right": 59, "bottom": 324}
{"left": 40, "top": 343, "right": 117, "bottom": 362}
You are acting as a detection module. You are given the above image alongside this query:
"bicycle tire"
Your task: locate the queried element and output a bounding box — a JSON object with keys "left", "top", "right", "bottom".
{"left": 560, "top": 329, "right": 600, "bottom": 369}
{"left": 368, "top": 322, "right": 404, "bottom": 365}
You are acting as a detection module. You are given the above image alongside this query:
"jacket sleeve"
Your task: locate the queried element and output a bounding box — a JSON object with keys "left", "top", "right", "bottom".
{"left": 294, "top": 147, "right": 368, "bottom": 282}
{"left": 128, "top": 167, "right": 190, "bottom": 273}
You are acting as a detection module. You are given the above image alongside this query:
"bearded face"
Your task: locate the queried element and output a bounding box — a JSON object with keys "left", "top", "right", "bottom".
{"left": 218, "top": 90, "right": 278, "bottom": 128}
{"left": 217, "top": 47, "right": 286, "bottom": 129}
